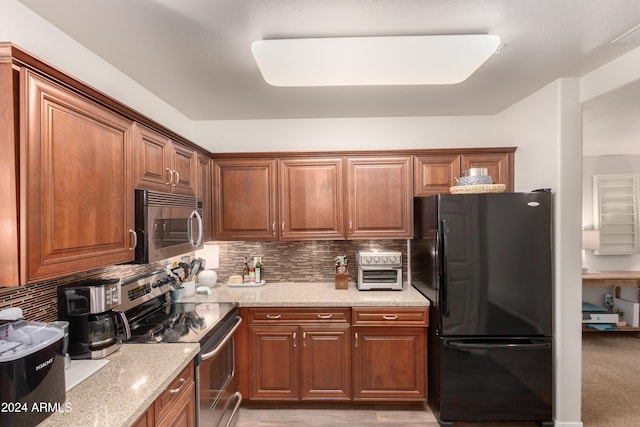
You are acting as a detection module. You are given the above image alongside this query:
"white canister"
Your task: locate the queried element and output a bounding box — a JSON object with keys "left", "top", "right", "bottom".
{"left": 182, "top": 280, "right": 196, "bottom": 297}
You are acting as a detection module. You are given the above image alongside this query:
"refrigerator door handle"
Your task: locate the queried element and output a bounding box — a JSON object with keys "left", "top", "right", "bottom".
{"left": 448, "top": 341, "right": 551, "bottom": 350}
{"left": 441, "top": 219, "right": 450, "bottom": 317}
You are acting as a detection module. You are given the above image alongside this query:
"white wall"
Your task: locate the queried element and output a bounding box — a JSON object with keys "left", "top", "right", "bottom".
{"left": 0, "top": 0, "right": 194, "bottom": 140}
{"left": 192, "top": 115, "right": 495, "bottom": 153}
{"left": 496, "top": 79, "right": 584, "bottom": 427}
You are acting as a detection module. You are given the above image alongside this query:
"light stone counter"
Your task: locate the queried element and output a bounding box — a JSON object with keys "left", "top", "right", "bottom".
{"left": 38, "top": 343, "right": 199, "bottom": 427}
{"left": 181, "top": 281, "right": 429, "bottom": 307}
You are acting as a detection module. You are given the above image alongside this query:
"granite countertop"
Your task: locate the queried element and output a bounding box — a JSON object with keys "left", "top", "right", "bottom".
{"left": 38, "top": 343, "right": 199, "bottom": 427}
{"left": 181, "top": 281, "right": 430, "bottom": 307}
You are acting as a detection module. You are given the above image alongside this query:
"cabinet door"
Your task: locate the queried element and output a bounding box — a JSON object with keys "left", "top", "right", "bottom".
{"left": 414, "top": 154, "right": 461, "bottom": 196}
{"left": 461, "top": 152, "right": 513, "bottom": 190}
{"left": 352, "top": 327, "right": 426, "bottom": 401}
{"left": 346, "top": 156, "right": 413, "bottom": 239}
{"left": 156, "top": 380, "right": 196, "bottom": 427}
{"left": 279, "top": 158, "right": 345, "bottom": 240}
{"left": 24, "top": 71, "right": 135, "bottom": 282}
{"left": 197, "top": 155, "right": 213, "bottom": 241}
{"left": 134, "top": 123, "right": 173, "bottom": 192}
{"left": 170, "top": 142, "right": 196, "bottom": 196}
{"left": 213, "top": 158, "right": 277, "bottom": 240}
{"left": 300, "top": 325, "right": 351, "bottom": 400}
{"left": 249, "top": 325, "right": 299, "bottom": 400}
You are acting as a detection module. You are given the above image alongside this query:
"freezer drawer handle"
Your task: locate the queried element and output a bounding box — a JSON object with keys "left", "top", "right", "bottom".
{"left": 449, "top": 341, "right": 551, "bottom": 350}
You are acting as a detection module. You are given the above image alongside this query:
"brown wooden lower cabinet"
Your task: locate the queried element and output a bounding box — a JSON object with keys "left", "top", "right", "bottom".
{"left": 133, "top": 361, "right": 196, "bottom": 427}
{"left": 352, "top": 326, "right": 426, "bottom": 401}
{"left": 244, "top": 307, "right": 427, "bottom": 403}
{"left": 246, "top": 307, "right": 352, "bottom": 401}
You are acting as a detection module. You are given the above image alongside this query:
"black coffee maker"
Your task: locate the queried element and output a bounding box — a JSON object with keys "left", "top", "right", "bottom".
{"left": 57, "top": 278, "right": 130, "bottom": 359}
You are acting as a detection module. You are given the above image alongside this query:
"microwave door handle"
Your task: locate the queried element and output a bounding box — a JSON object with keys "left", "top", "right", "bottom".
{"left": 189, "top": 210, "right": 204, "bottom": 247}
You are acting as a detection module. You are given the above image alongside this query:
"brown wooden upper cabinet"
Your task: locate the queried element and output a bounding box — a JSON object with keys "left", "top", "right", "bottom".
{"left": 134, "top": 123, "right": 196, "bottom": 196}
{"left": 414, "top": 150, "right": 514, "bottom": 196}
{"left": 346, "top": 156, "right": 413, "bottom": 239}
{"left": 279, "top": 158, "right": 344, "bottom": 240}
{"left": 213, "top": 158, "right": 278, "bottom": 240}
{"left": 21, "top": 70, "right": 136, "bottom": 284}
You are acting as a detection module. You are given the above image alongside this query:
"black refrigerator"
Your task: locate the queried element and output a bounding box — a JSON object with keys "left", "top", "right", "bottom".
{"left": 411, "top": 192, "right": 553, "bottom": 426}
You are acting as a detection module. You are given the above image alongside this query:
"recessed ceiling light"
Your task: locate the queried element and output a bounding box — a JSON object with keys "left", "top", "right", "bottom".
{"left": 251, "top": 34, "right": 501, "bottom": 87}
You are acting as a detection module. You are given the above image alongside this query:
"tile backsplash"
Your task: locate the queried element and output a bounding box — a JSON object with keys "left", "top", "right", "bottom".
{"left": 0, "top": 240, "right": 407, "bottom": 323}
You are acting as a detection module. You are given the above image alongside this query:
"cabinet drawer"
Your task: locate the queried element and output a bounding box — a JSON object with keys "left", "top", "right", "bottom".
{"left": 249, "top": 307, "right": 351, "bottom": 324}
{"left": 352, "top": 307, "right": 428, "bottom": 326}
{"left": 154, "top": 362, "right": 195, "bottom": 423}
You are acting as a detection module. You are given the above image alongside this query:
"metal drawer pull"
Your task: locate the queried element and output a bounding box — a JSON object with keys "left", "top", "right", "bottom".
{"left": 266, "top": 314, "right": 282, "bottom": 319}
{"left": 293, "top": 332, "right": 297, "bottom": 348}
{"left": 224, "top": 392, "right": 243, "bottom": 427}
{"left": 317, "top": 314, "right": 333, "bottom": 319}
{"left": 383, "top": 315, "right": 399, "bottom": 320}
{"left": 303, "top": 331, "right": 306, "bottom": 347}
{"left": 169, "top": 378, "right": 185, "bottom": 395}
{"left": 354, "top": 332, "right": 359, "bottom": 348}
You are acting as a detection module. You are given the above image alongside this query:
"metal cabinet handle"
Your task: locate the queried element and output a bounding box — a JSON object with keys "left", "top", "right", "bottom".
{"left": 303, "top": 331, "right": 306, "bottom": 347}
{"left": 382, "top": 315, "right": 399, "bottom": 320}
{"left": 128, "top": 229, "right": 137, "bottom": 251}
{"left": 173, "top": 170, "right": 180, "bottom": 186}
{"left": 293, "top": 332, "right": 297, "bottom": 348}
{"left": 272, "top": 222, "right": 276, "bottom": 235}
{"left": 281, "top": 221, "right": 285, "bottom": 236}
{"left": 354, "top": 332, "right": 359, "bottom": 348}
{"left": 266, "top": 314, "right": 282, "bottom": 319}
{"left": 317, "top": 314, "right": 333, "bottom": 319}
{"left": 349, "top": 220, "right": 353, "bottom": 232}
{"left": 165, "top": 168, "right": 173, "bottom": 186}
{"left": 169, "top": 377, "right": 186, "bottom": 395}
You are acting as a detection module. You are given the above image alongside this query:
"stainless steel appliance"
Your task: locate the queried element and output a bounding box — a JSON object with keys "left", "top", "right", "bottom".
{"left": 356, "top": 250, "right": 403, "bottom": 290}
{"left": 0, "top": 320, "right": 65, "bottom": 427}
{"left": 119, "top": 270, "right": 242, "bottom": 427}
{"left": 57, "top": 278, "right": 129, "bottom": 359}
{"left": 134, "top": 189, "right": 204, "bottom": 264}
{"left": 411, "top": 192, "right": 553, "bottom": 426}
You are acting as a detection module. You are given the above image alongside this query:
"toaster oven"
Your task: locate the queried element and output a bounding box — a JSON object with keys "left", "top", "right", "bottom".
{"left": 356, "top": 250, "right": 403, "bottom": 291}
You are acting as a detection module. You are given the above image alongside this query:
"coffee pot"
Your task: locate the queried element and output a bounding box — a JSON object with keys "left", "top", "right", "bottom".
{"left": 57, "top": 278, "right": 130, "bottom": 359}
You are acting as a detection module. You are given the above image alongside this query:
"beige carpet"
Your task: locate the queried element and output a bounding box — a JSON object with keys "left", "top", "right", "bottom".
{"left": 583, "top": 334, "right": 640, "bottom": 426}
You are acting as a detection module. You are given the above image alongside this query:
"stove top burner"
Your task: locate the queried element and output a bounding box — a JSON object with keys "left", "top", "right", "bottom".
{"left": 125, "top": 301, "right": 237, "bottom": 344}
{"left": 130, "top": 322, "right": 163, "bottom": 339}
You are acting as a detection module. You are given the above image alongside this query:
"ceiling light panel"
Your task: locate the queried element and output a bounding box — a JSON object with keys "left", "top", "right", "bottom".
{"left": 251, "top": 34, "right": 501, "bottom": 87}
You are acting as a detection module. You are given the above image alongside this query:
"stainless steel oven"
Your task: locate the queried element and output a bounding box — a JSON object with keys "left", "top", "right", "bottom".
{"left": 197, "top": 313, "right": 243, "bottom": 427}
{"left": 134, "top": 189, "right": 204, "bottom": 263}
{"left": 119, "top": 270, "right": 242, "bottom": 427}
{"left": 356, "top": 250, "right": 403, "bottom": 290}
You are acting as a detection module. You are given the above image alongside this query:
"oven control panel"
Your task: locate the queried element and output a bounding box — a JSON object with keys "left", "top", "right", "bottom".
{"left": 119, "top": 271, "right": 176, "bottom": 311}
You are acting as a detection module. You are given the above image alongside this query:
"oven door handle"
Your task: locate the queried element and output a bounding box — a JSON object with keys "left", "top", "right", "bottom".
{"left": 200, "top": 316, "right": 243, "bottom": 361}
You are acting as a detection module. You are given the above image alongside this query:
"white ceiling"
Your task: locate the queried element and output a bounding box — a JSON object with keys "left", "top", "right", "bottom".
{"left": 17, "top": 0, "right": 640, "bottom": 121}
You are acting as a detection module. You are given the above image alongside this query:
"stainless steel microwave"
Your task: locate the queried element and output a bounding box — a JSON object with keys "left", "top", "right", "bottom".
{"left": 133, "top": 189, "right": 203, "bottom": 263}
